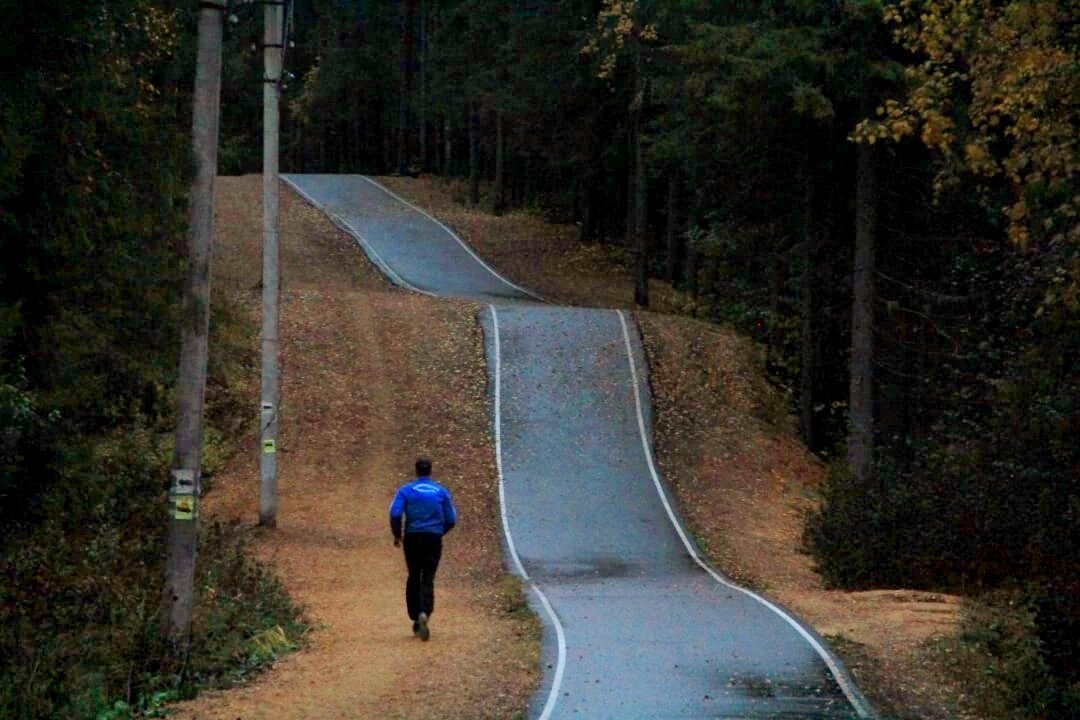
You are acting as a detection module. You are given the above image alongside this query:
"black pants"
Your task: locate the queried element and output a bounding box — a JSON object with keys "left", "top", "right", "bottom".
{"left": 403, "top": 532, "right": 443, "bottom": 621}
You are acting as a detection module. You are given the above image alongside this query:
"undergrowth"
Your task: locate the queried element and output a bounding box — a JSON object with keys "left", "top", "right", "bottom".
{"left": 938, "top": 591, "right": 1080, "bottom": 720}
{"left": 0, "top": 293, "right": 306, "bottom": 719}
{"left": 806, "top": 458, "right": 1080, "bottom": 719}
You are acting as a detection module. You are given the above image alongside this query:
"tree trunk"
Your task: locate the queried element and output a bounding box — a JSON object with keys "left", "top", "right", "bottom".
{"left": 665, "top": 172, "right": 680, "bottom": 285}
{"left": 524, "top": 154, "right": 536, "bottom": 207}
{"left": 165, "top": 0, "right": 223, "bottom": 646}
{"left": 491, "top": 108, "right": 506, "bottom": 214}
{"left": 396, "top": 0, "right": 416, "bottom": 174}
{"left": 848, "top": 142, "right": 877, "bottom": 486}
{"left": 382, "top": 117, "right": 391, "bottom": 172}
{"left": 468, "top": 101, "right": 480, "bottom": 206}
{"left": 685, "top": 240, "right": 698, "bottom": 299}
{"left": 625, "top": 55, "right": 636, "bottom": 247}
{"left": 799, "top": 154, "right": 816, "bottom": 449}
{"left": 766, "top": 251, "right": 782, "bottom": 369}
{"left": 799, "top": 245, "right": 816, "bottom": 449}
{"left": 443, "top": 115, "right": 452, "bottom": 178}
{"left": 685, "top": 152, "right": 701, "bottom": 302}
{"left": 626, "top": 137, "right": 635, "bottom": 247}
{"left": 705, "top": 254, "right": 719, "bottom": 319}
{"left": 432, "top": 112, "right": 441, "bottom": 174}
{"left": 418, "top": 0, "right": 428, "bottom": 171}
{"left": 579, "top": 173, "right": 594, "bottom": 244}
{"left": 631, "top": 45, "right": 649, "bottom": 307}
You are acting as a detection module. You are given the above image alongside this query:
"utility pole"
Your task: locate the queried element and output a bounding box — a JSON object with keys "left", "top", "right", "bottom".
{"left": 164, "top": 0, "right": 225, "bottom": 645}
{"left": 260, "top": 0, "right": 284, "bottom": 528}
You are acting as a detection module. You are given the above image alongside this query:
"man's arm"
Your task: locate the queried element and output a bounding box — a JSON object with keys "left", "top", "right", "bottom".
{"left": 389, "top": 489, "right": 406, "bottom": 543}
{"left": 442, "top": 489, "right": 457, "bottom": 534}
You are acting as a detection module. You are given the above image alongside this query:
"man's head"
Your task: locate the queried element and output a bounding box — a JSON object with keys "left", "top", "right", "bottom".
{"left": 415, "top": 457, "right": 432, "bottom": 477}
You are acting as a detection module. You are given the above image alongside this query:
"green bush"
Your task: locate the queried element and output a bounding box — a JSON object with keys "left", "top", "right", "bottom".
{"left": 0, "top": 449, "right": 306, "bottom": 720}
{"left": 803, "top": 459, "right": 953, "bottom": 590}
{"left": 187, "top": 521, "right": 307, "bottom": 690}
{"left": 940, "top": 591, "right": 1080, "bottom": 720}
{"left": 0, "top": 4, "right": 307, "bottom": 709}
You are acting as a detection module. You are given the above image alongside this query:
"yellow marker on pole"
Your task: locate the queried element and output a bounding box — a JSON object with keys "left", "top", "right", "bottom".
{"left": 173, "top": 493, "right": 196, "bottom": 521}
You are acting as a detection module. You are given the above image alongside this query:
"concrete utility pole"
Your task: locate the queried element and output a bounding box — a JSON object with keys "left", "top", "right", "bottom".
{"left": 165, "top": 0, "right": 225, "bottom": 645}
{"left": 260, "top": 0, "right": 284, "bottom": 528}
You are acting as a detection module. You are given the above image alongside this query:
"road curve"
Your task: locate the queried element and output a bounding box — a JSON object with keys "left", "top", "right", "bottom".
{"left": 282, "top": 174, "right": 876, "bottom": 719}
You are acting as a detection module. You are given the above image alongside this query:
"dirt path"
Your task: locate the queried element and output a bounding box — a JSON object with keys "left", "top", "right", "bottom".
{"left": 173, "top": 176, "right": 536, "bottom": 720}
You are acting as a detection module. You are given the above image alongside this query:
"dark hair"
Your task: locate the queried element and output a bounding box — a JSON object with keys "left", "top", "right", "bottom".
{"left": 415, "top": 457, "right": 432, "bottom": 476}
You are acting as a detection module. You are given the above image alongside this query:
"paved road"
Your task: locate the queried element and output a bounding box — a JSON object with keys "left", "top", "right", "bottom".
{"left": 283, "top": 174, "right": 876, "bottom": 719}
{"left": 281, "top": 174, "right": 536, "bottom": 302}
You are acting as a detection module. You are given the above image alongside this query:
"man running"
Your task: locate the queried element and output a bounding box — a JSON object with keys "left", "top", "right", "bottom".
{"left": 389, "top": 457, "right": 458, "bottom": 641}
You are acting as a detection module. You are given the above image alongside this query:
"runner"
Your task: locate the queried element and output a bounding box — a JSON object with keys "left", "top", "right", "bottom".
{"left": 389, "top": 457, "right": 458, "bottom": 641}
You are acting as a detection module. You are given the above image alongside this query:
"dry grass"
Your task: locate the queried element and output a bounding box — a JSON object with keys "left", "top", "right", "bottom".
{"left": 172, "top": 176, "right": 538, "bottom": 720}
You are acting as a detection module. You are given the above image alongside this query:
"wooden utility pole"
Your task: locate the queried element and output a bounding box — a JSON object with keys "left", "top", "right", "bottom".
{"left": 164, "top": 0, "right": 225, "bottom": 645}
{"left": 260, "top": 0, "right": 284, "bottom": 527}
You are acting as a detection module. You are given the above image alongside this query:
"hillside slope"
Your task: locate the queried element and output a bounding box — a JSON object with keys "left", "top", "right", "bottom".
{"left": 181, "top": 173, "right": 971, "bottom": 719}
{"left": 172, "top": 176, "right": 538, "bottom": 720}
{"left": 378, "top": 175, "right": 973, "bottom": 720}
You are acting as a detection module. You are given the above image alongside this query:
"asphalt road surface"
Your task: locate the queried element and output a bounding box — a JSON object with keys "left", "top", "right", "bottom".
{"left": 283, "top": 174, "right": 876, "bottom": 720}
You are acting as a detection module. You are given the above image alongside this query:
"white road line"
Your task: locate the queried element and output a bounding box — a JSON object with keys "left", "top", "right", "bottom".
{"left": 530, "top": 586, "right": 567, "bottom": 720}
{"left": 284, "top": 171, "right": 870, "bottom": 718}
{"left": 490, "top": 304, "right": 567, "bottom": 720}
{"left": 361, "top": 176, "right": 547, "bottom": 302}
{"left": 492, "top": 305, "right": 529, "bottom": 581}
{"left": 615, "top": 310, "right": 876, "bottom": 720}
{"left": 280, "top": 175, "right": 437, "bottom": 298}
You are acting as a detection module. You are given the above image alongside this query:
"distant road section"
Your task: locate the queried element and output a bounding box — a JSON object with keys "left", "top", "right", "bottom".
{"left": 282, "top": 174, "right": 538, "bottom": 301}
{"left": 283, "top": 174, "right": 876, "bottom": 719}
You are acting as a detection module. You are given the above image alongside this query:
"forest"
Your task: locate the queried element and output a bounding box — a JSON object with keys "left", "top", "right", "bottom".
{"left": 0, "top": 0, "right": 1076, "bottom": 718}
{"left": 231, "top": 0, "right": 1079, "bottom": 714}
{"left": 0, "top": 2, "right": 303, "bottom": 717}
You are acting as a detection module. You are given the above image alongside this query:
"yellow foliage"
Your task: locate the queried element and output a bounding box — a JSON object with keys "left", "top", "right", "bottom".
{"left": 582, "top": 0, "right": 659, "bottom": 80}
{"left": 854, "top": 0, "right": 1077, "bottom": 249}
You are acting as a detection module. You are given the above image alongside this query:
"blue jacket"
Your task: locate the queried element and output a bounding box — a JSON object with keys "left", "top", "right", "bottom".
{"left": 389, "top": 477, "right": 457, "bottom": 538}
